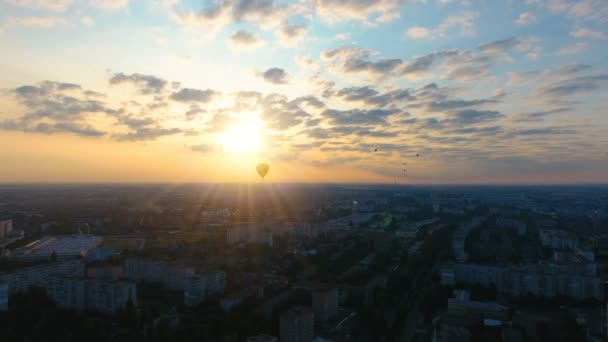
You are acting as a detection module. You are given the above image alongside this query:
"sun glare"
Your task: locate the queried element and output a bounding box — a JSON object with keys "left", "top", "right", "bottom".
{"left": 219, "top": 122, "right": 263, "bottom": 154}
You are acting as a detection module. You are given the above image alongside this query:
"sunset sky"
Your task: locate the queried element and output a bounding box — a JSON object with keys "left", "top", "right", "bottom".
{"left": 1, "top": 0, "right": 607, "bottom": 183}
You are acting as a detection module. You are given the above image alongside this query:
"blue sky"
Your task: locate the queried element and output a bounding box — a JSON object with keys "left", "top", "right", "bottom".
{"left": 0, "top": 0, "right": 607, "bottom": 183}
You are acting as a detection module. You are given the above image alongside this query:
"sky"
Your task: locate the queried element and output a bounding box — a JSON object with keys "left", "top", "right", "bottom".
{"left": 0, "top": 0, "right": 607, "bottom": 184}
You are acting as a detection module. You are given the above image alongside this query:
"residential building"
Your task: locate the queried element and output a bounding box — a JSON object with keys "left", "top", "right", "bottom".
{"left": 86, "top": 264, "right": 124, "bottom": 280}
{"left": 184, "top": 271, "right": 226, "bottom": 306}
{"left": 184, "top": 275, "right": 207, "bottom": 307}
{"left": 539, "top": 229, "right": 578, "bottom": 250}
{"left": 312, "top": 288, "right": 338, "bottom": 321}
{"left": 86, "top": 279, "right": 137, "bottom": 313}
{"left": 0, "top": 283, "right": 8, "bottom": 312}
{"left": 280, "top": 306, "right": 314, "bottom": 342}
{"left": 0, "top": 220, "right": 12, "bottom": 239}
{"left": 124, "top": 258, "right": 194, "bottom": 290}
{"left": 46, "top": 276, "right": 86, "bottom": 311}
{"left": 449, "top": 263, "right": 604, "bottom": 300}
{"left": 0, "top": 259, "right": 85, "bottom": 295}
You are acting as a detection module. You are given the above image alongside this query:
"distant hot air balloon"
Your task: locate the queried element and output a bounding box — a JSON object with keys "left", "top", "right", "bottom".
{"left": 256, "top": 163, "right": 270, "bottom": 179}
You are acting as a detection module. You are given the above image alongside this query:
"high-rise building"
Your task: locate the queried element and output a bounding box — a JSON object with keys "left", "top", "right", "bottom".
{"left": 183, "top": 271, "right": 226, "bottom": 307}
{"left": 312, "top": 288, "right": 338, "bottom": 321}
{"left": 46, "top": 276, "right": 86, "bottom": 311}
{"left": 184, "top": 275, "right": 207, "bottom": 307}
{"left": 86, "top": 279, "right": 137, "bottom": 313}
{"left": 280, "top": 306, "right": 314, "bottom": 342}
{"left": 0, "top": 260, "right": 85, "bottom": 295}
{"left": 0, "top": 220, "right": 12, "bottom": 239}
{"left": 0, "top": 283, "right": 8, "bottom": 312}
{"left": 124, "top": 258, "right": 194, "bottom": 290}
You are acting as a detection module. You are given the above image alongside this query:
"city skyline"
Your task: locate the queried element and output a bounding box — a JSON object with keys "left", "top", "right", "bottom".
{"left": 1, "top": 0, "right": 608, "bottom": 183}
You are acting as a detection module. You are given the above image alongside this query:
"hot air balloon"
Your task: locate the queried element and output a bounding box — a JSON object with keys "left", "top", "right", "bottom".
{"left": 256, "top": 163, "right": 269, "bottom": 179}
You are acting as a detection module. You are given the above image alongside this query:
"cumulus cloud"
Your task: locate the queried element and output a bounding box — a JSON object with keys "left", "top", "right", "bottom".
{"left": 92, "top": 0, "right": 129, "bottom": 11}
{"left": 1, "top": 0, "right": 74, "bottom": 12}
{"left": 537, "top": 74, "right": 608, "bottom": 97}
{"left": 446, "top": 109, "right": 504, "bottom": 126}
{"left": 228, "top": 29, "right": 266, "bottom": 50}
{"left": 2, "top": 16, "right": 68, "bottom": 28}
{"left": 258, "top": 67, "right": 289, "bottom": 84}
{"left": 170, "top": 88, "right": 218, "bottom": 103}
{"left": 0, "top": 81, "right": 120, "bottom": 137}
{"left": 514, "top": 107, "right": 572, "bottom": 122}
{"left": 406, "top": 11, "right": 478, "bottom": 39}
{"left": 515, "top": 12, "right": 536, "bottom": 25}
{"left": 109, "top": 73, "right": 168, "bottom": 94}
{"left": 570, "top": 27, "right": 605, "bottom": 40}
{"left": 558, "top": 42, "right": 590, "bottom": 55}
{"left": 322, "top": 108, "right": 400, "bottom": 126}
{"left": 313, "top": 0, "right": 404, "bottom": 24}
{"left": 276, "top": 23, "right": 307, "bottom": 47}
{"left": 176, "top": 0, "right": 294, "bottom": 33}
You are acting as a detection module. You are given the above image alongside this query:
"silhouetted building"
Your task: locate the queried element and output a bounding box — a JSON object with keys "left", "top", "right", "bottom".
{"left": 0, "top": 283, "right": 8, "bottom": 312}
{"left": 280, "top": 306, "right": 314, "bottom": 342}
{"left": 0, "top": 259, "right": 85, "bottom": 295}
{"left": 0, "top": 220, "right": 12, "bottom": 239}
{"left": 313, "top": 288, "right": 338, "bottom": 321}
{"left": 124, "top": 258, "right": 194, "bottom": 290}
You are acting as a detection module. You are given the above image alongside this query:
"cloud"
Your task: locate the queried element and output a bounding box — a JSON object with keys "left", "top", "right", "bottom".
{"left": 228, "top": 29, "right": 266, "bottom": 50}
{"left": 406, "top": 27, "right": 431, "bottom": 39}
{"left": 335, "top": 32, "right": 350, "bottom": 40}
{"left": 190, "top": 144, "right": 219, "bottom": 153}
{"left": 1, "top": 0, "right": 74, "bottom": 12}
{"left": 570, "top": 27, "right": 605, "bottom": 40}
{"left": 446, "top": 109, "right": 504, "bottom": 126}
{"left": 2, "top": 16, "right": 68, "bottom": 29}
{"left": 330, "top": 86, "right": 379, "bottom": 101}
{"left": 170, "top": 88, "right": 218, "bottom": 103}
{"left": 505, "top": 127, "right": 578, "bottom": 138}
{"left": 258, "top": 67, "right": 289, "bottom": 84}
{"left": 515, "top": 12, "right": 536, "bottom": 25}
{"left": 92, "top": 0, "right": 129, "bottom": 11}
{"left": 538, "top": 74, "right": 608, "bottom": 97}
{"left": 176, "top": 0, "right": 293, "bottom": 33}
{"left": 428, "top": 99, "right": 498, "bottom": 112}
{"left": 322, "top": 108, "right": 400, "bottom": 126}
{"left": 514, "top": 107, "right": 572, "bottom": 122}
{"left": 540, "top": 0, "right": 608, "bottom": 24}
{"left": 1, "top": 120, "right": 105, "bottom": 137}
{"left": 405, "top": 11, "right": 478, "bottom": 39}
{"left": 558, "top": 42, "right": 590, "bottom": 55}
{"left": 296, "top": 56, "right": 319, "bottom": 70}
{"left": 276, "top": 23, "right": 307, "bottom": 47}
{"left": 109, "top": 73, "right": 168, "bottom": 94}
{"left": 0, "top": 81, "right": 121, "bottom": 137}
{"left": 312, "top": 0, "right": 404, "bottom": 24}
{"left": 81, "top": 15, "right": 94, "bottom": 26}
{"left": 113, "top": 127, "right": 183, "bottom": 141}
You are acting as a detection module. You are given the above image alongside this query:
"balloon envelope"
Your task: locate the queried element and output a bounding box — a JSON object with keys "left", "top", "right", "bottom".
{"left": 256, "top": 163, "right": 270, "bottom": 179}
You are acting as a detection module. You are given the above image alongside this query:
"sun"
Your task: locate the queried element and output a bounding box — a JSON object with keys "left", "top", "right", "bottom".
{"left": 219, "top": 121, "right": 263, "bottom": 154}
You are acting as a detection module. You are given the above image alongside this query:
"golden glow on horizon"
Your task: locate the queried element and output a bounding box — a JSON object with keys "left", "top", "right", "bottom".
{"left": 218, "top": 120, "right": 263, "bottom": 155}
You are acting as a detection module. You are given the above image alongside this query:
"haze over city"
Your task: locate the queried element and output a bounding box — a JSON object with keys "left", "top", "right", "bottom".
{"left": 1, "top": 0, "right": 607, "bottom": 183}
